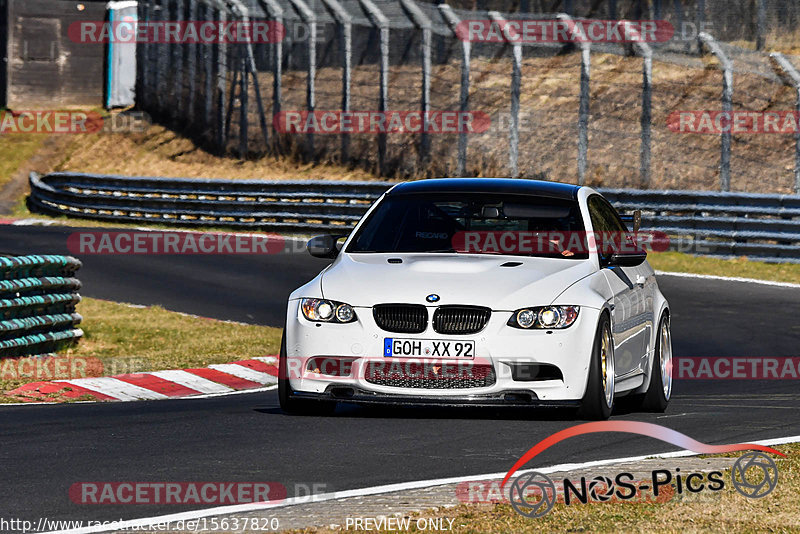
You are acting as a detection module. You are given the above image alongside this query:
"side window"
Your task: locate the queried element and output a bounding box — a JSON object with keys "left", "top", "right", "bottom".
{"left": 588, "top": 195, "right": 629, "bottom": 257}
{"left": 588, "top": 196, "right": 609, "bottom": 233}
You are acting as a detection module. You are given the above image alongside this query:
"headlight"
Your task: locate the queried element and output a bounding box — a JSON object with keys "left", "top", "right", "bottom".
{"left": 301, "top": 298, "right": 357, "bottom": 323}
{"left": 507, "top": 306, "right": 580, "bottom": 329}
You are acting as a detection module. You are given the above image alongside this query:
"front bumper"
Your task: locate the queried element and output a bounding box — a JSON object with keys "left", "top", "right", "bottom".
{"left": 285, "top": 300, "right": 600, "bottom": 403}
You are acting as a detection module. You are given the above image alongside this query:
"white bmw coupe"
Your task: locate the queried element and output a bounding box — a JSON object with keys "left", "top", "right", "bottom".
{"left": 280, "top": 178, "right": 672, "bottom": 419}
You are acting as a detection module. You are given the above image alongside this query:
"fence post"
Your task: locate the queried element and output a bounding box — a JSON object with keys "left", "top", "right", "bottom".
{"left": 257, "top": 0, "right": 284, "bottom": 151}
{"left": 620, "top": 21, "right": 653, "bottom": 188}
{"left": 173, "top": 0, "right": 184, "bottom": 120}
{"left": 155, "top": 0, "right": 166, "bottom": 113}
{"left": 320, "top": 0, "right": 352, "bottom": 162}
{"left": 186, "top": 0, "right": 197, "bottom": 123}
{"left": 203, "top": 3, "right": 214, "bottom": 134}
{"left": 400, "top": 0, "right": 432, "bottom": 167}
{"left": 287, "top": 0, "right": 317, "bottom": 160}
{"left": 439, "top": 4, "right": 470, "bottom": 176}
{"left": 756, "top": 0, "right": 767, "bottom": 51}
{"left": 489, "top": 12, "right": 520, "bottom": 178}
{"left": 229, "top": 0, "right": 270, "bottom": 151}
{"left": 769, "top": 53, "right": 800, "bottom": 194}
{"left": 560, "top": 14, "right": 589, "bottom": 185}
{"left": 216, "top": 8, "right": 228, "bottom": 151}
{"left": 358, "top": 0, "right": 390, "bottom": 175}
{"left": 696, "top": 0, "right": 705, "bottom": 53}
{"left": 699, "top": 32, "right": 732, "bottom": 192}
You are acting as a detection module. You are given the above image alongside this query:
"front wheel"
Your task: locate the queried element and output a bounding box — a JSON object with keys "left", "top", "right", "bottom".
{"left": 632, "top": 314, "right": 673, "bottom": 413}
{"left": 578, "top": 313, "right": 615, "bottom": 420}
{"left": 278, "top": 331, "right": 337, "bottom": 416}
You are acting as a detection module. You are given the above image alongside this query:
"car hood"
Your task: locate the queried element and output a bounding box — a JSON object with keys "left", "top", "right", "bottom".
{"left": 320, "top": 253, "right": 596, "bottom": 310}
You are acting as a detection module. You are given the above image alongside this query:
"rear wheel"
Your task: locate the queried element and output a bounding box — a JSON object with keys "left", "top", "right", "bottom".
{"left": 278, "top": 331, "right": 337, "bottom": 416}
{"left": 633, "top": 314, "right": 672, "bottom": 413}
{"left": 578, "top": 313, "right": 615, "bottom": 420}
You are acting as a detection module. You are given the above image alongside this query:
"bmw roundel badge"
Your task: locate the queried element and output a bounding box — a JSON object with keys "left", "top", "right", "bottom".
{"left": 426, "top": 294, "right": 440, "bottom": 303}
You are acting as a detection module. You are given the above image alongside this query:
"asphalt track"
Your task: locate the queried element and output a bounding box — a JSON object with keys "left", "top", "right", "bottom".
{"left": 2, "top": 224, "right": 800, "bottom": 529}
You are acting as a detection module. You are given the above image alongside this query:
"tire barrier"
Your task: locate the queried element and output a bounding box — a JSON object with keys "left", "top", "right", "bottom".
{"left": 28, "top": 172, "right": 800, "bottom": 263}
{"left": 0, "top": 255, "right": 83, "bottom": 358}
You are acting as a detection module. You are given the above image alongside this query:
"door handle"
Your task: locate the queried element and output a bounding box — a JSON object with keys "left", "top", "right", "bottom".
{"left": 635, "top": 275, "right": 646, "bottom": 287}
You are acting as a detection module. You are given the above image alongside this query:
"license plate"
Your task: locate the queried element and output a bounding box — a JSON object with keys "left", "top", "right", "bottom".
{"left": 384, "top": 338, "right": 475, "bottom": 359}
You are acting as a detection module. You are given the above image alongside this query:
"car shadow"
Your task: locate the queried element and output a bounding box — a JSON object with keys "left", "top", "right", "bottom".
{"left": 254, "top": 403, "right": 585, "bottom": 421}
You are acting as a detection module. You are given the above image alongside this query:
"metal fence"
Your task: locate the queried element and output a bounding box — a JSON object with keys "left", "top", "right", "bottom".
{"left": 0, "top": 254, "right": 83, "bottom": 359}
{"left": 29, "top": 172, "right": 800, "bottom": 263}
{"left": 134, "top": 0, "right": 800, "bottom": 194}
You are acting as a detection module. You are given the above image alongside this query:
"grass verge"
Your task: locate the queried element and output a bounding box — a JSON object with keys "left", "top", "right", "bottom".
{"left": 647, "top": 251, "right": 800, "bottom": 285}
{"left": 0, "top": 133, "right": 47, "bottom": 189}
{"left": 294, "top": 443, "right": 798, "bottom": 533}
{"left": 0, "top": 297, "right": 282, "bottom": 401}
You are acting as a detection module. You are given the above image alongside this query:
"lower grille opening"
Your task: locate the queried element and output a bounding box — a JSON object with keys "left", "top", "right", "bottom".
{"left": 503, "top": 392, "right": 533, "bottom": 403}
{"left": 509, "top": 363, "right": 564, "bottom": 382}
{"left": 306, "top": 357, "right": 355, "bottom": 377}
{"left": 329, "top": 387, "right": 355, "bottom": 399}
{"left": 364, "top": 361, "right": 496, "bottom": 389}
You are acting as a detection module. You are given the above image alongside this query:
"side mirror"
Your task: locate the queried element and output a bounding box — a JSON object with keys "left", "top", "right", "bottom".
{"left": 607, "top": 250, "right": 647, "bottom": 267}
{"left": 307, "top": 235, "right": 346, "bottom": 259}
{"left": 620, "top": 209, "right": 642, "bottom": 233}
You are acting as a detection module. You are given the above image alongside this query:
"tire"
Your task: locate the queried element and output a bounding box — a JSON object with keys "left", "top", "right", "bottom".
{"left": 578, "top": 313, "right": 615, "bottom": 420}
{"left": 278, "top": 331, "right": 337, "bottom": 416}
{"left": 633, "top": 314, "right": 672, "bottom": 413}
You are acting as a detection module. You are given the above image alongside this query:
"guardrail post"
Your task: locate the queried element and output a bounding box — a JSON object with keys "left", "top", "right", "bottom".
{"left": 770, "top": 53, "right": 800, "bottom": 195}
{"left": 699, "top": 32, "right": 732, "bottom": 192}
{"left": 287, "top": 0, "right": 317, "bottom": 161}
{"left": 439, "top": 4, "right": 470, "bottom": 177}
{"left": 400, "top": 0, "right": 432, "bottom": 167}
{"left": 489, "top": 12, "right": 521, "bottom": 178}
{"left": 620, "top": 21, "right": 653, "bottom": 188}
{"left": 358, "top": 0, "right": 390, "bottom": 175}
{"left": 321, "top": 0, "right": 352, "bottom": 162}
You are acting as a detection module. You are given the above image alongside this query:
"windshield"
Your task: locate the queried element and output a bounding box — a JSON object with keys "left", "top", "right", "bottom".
{"left": 346, "top": 193, "right": 588, "bottom": 259}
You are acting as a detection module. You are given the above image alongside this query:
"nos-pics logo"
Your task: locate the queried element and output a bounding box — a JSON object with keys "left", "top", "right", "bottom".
{"left": 504, "top": 421, "right": 781, "bottom": 518}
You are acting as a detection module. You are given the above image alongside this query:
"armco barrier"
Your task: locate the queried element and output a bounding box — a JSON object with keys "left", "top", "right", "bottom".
{"left": 0, "top": 255, "right": 83, "bottom": 358}
{"left": 28, "top": 172, "right": 800, "bottom": 263}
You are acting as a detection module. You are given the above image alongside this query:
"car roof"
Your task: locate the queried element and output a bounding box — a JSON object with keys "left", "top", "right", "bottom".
{"left": 387, "top": 178, "right": 582, "bottom": 200}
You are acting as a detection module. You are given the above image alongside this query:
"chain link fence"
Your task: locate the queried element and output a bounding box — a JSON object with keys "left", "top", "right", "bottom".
{"left": 135, "top": 0, "right": 800, "bottom": 193}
